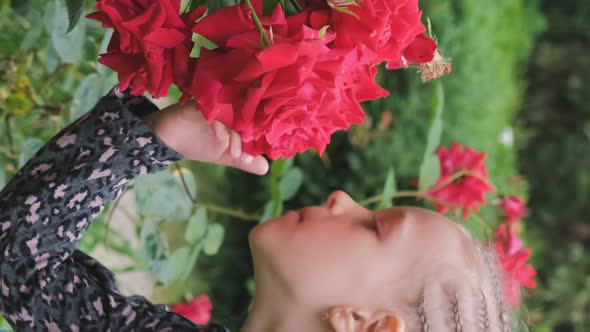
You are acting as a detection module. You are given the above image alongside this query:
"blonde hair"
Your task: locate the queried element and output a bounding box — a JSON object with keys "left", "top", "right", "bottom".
{"left": 396, "top": 241, "right": 521, "bottom": 332}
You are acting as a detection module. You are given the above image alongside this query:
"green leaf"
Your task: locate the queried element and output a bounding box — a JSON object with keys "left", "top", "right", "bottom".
{"left": 418, "top": 156, "right": 440, "bottom": 192}
{"left": 65, "top": 0, "right": 87, "bottom": 33}
{"left": 190, "top": 31, "right": 218, "bottom": 58}
{"left": 99, "top": 29, "right": 113, "bottom": 54}
{"left": 424, "top": 82, "right": 445, "bottom": 155}
{"left": 154, "top": 246, "right": 191, "bottom": 286}
{"left": 133, "top": 171, "right": 193, "bottom": 221}
{"left": 180, "top": 0, "right": 192, "bottom": 13}
{"left": 378, "top": 167, "right": 397, "bottom": 209}
{"left": 263, "top": 0, "right": 280, "bottom": 15}
{"left": 167, "top": 84, "right": 183, "bottom": 102}
{"left": 279, "top": 167, "right": 303, "bottom": 201}
{"left": 185, "top": 208, "right": 208, "bottom": 244}
{"left": 203, "top": 223, "right": 225, "bottom": 255}
{"left": 181, "top": 244, "right": 202, "bottom": 280}
{"left": 140, "top": 219, "right": 167, "bottom": 262}
{"left": 318, "top": 25, "right": 330, "bottom": 40}
{"left": 20, "top": 10, "right": 43, "bottom": 50}
{"left": 44, "top": 43, "right": 60, "bottom": 73}
{"left": 52, "top": 0, "right": 86, "bottom": 64}
{"left": 259, "top": 201, "right": 274, "bottom": 223}
{"left": 418, "top": 81, "right": 445, "bottom": 191}
{"left": 0, "top": 166, "right": 5, "bottom": 189}
{"left": 70, "top": 74, "right": 101, "bottom": 122}
{"left": 18, "top": 138, "right": 45, "bottom": 168}
{"left": 43, "top": 1, "right": 57, "bottom": 33}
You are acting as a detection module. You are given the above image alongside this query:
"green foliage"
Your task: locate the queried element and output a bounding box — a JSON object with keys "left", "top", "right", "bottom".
{"left": 203, "top": 223, "right": 225, "bottom": 256}
{"left": 418, "top": 81, "right": 444, "bottom": 191}
{"left": 134, "top": 171, "right": 195, "bottom": 222}
{"left": 186, "top": 207, "right": 209, "bottom": 243}
{"left": 378, "top": 167, "right": 397, "bottom": 209}
{"left": 517, "top": 0, "right": 590, "bottom": 329}
{"left": 65, "top": 0, "right": 87, "bottom": 33}
{"left": 51, "top": 0, "right": 87, "bottom": 64}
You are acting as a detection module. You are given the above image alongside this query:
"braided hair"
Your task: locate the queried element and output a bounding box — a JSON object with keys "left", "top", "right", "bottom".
{"left": 399, "top": 243, "right": 519, "bottom": 332}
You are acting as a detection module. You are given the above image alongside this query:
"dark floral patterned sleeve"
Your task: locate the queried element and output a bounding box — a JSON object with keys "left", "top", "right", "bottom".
{"left": 0, "top": 87, "right": 230, "bottom": 332}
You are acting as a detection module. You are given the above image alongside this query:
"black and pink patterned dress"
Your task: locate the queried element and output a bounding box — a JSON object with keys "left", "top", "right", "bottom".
{"left": 0, "top": 87, "right": 230, "bottom": 332}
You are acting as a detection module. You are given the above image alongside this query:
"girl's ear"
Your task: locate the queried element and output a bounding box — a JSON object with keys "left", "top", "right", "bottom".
{"left": 323, "top": 306, "right": 405, "bottom": 332}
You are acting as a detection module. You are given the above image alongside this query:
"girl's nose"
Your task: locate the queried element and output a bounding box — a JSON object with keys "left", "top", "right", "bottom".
{"left": 324, "top": 190, "right": 364, "bottom": 215}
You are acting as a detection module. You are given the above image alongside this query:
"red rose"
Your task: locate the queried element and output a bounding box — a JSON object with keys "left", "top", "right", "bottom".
{"left": 88, "top": 0, "right": 200, "bottom": 98}
{"left": 304, "top": 0, "right": 426, "bottom": 68}
{"left": 171, "top": 295, "right": 213, "bottom": 325}
{"left": 500, "top": 195, "right": 526, "bottom": 222}
{"left": 427, "top": 143, "right": 495, "bottom": 219}
{"left": 189, "top": 4, "right": 385, "bottom": 158}
{"left": 494, "top": 222, "right": 537, "bottom": 307}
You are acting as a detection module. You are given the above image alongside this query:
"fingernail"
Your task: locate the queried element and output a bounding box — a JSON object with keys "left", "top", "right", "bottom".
{"left": 242, "top": 154, "right": 254, "bottom": 164}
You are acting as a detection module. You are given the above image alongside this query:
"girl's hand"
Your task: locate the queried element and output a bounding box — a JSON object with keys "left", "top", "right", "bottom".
{"left": 142, "top": 101, "right": 269, "bottom": 175}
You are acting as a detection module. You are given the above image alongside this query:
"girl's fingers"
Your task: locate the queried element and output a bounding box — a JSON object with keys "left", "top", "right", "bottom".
{"left": 230, "top": 131, "right": 242, "bottom": 159}
{"left": 231, "top": 154, "right": 269, "bottom": 175}
{"left": 248, "top": 155, "right": 269, "bottom": 175}
{"left": 212, "top": 120, "right": 229, "bottom": 142}
{"left": 217, "top": 151, "right": 269, "bottom": 175}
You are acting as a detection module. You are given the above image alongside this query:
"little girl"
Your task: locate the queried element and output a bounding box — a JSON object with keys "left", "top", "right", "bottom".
{"left": 0, "top": 87, "right": 515, "bottom": 332}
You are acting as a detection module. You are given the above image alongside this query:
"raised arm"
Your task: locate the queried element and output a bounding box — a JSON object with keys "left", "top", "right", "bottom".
{"left": 0, "top": 87, "right": 229, "bottom": 331}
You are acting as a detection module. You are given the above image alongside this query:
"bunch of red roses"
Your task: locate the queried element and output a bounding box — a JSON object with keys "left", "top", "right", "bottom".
{"left": 88, "top": 0, "right": 450, "bottom": 159}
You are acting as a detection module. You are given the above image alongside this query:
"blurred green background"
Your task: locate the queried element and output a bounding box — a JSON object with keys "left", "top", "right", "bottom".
{"left": 0, "top": 0, "right": 588, "bottom": 331}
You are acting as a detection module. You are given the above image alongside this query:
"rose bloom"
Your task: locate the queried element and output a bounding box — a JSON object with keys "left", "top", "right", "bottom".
{"left": 171, "top": 295, "right": 213, "bottom": 325}
{"left": 189, "top": 4, "right": 387, "bottom": 159}
{"left": 494, "top": 222, "right": 537, "bottom": 306}
{"left": 88, "top": 0, "right": 201, "bottom": 98}
{"left": 299, "top": 0, "right": 429, "bottom": 68}
{"left": 500, "top": 195, "right": 526, "bottom": 222}
{"left": 427, "top": 143, "right": 495, "bottom": 219}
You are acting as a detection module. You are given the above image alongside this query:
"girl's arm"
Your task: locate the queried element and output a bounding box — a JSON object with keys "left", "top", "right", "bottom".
{"left": 0, "top": 87, "right": 229, "bottom": 331}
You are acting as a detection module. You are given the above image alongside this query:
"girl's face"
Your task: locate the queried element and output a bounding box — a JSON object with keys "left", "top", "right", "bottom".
{"left": 249, "top": 191, "right": 477, "bottom": 308}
